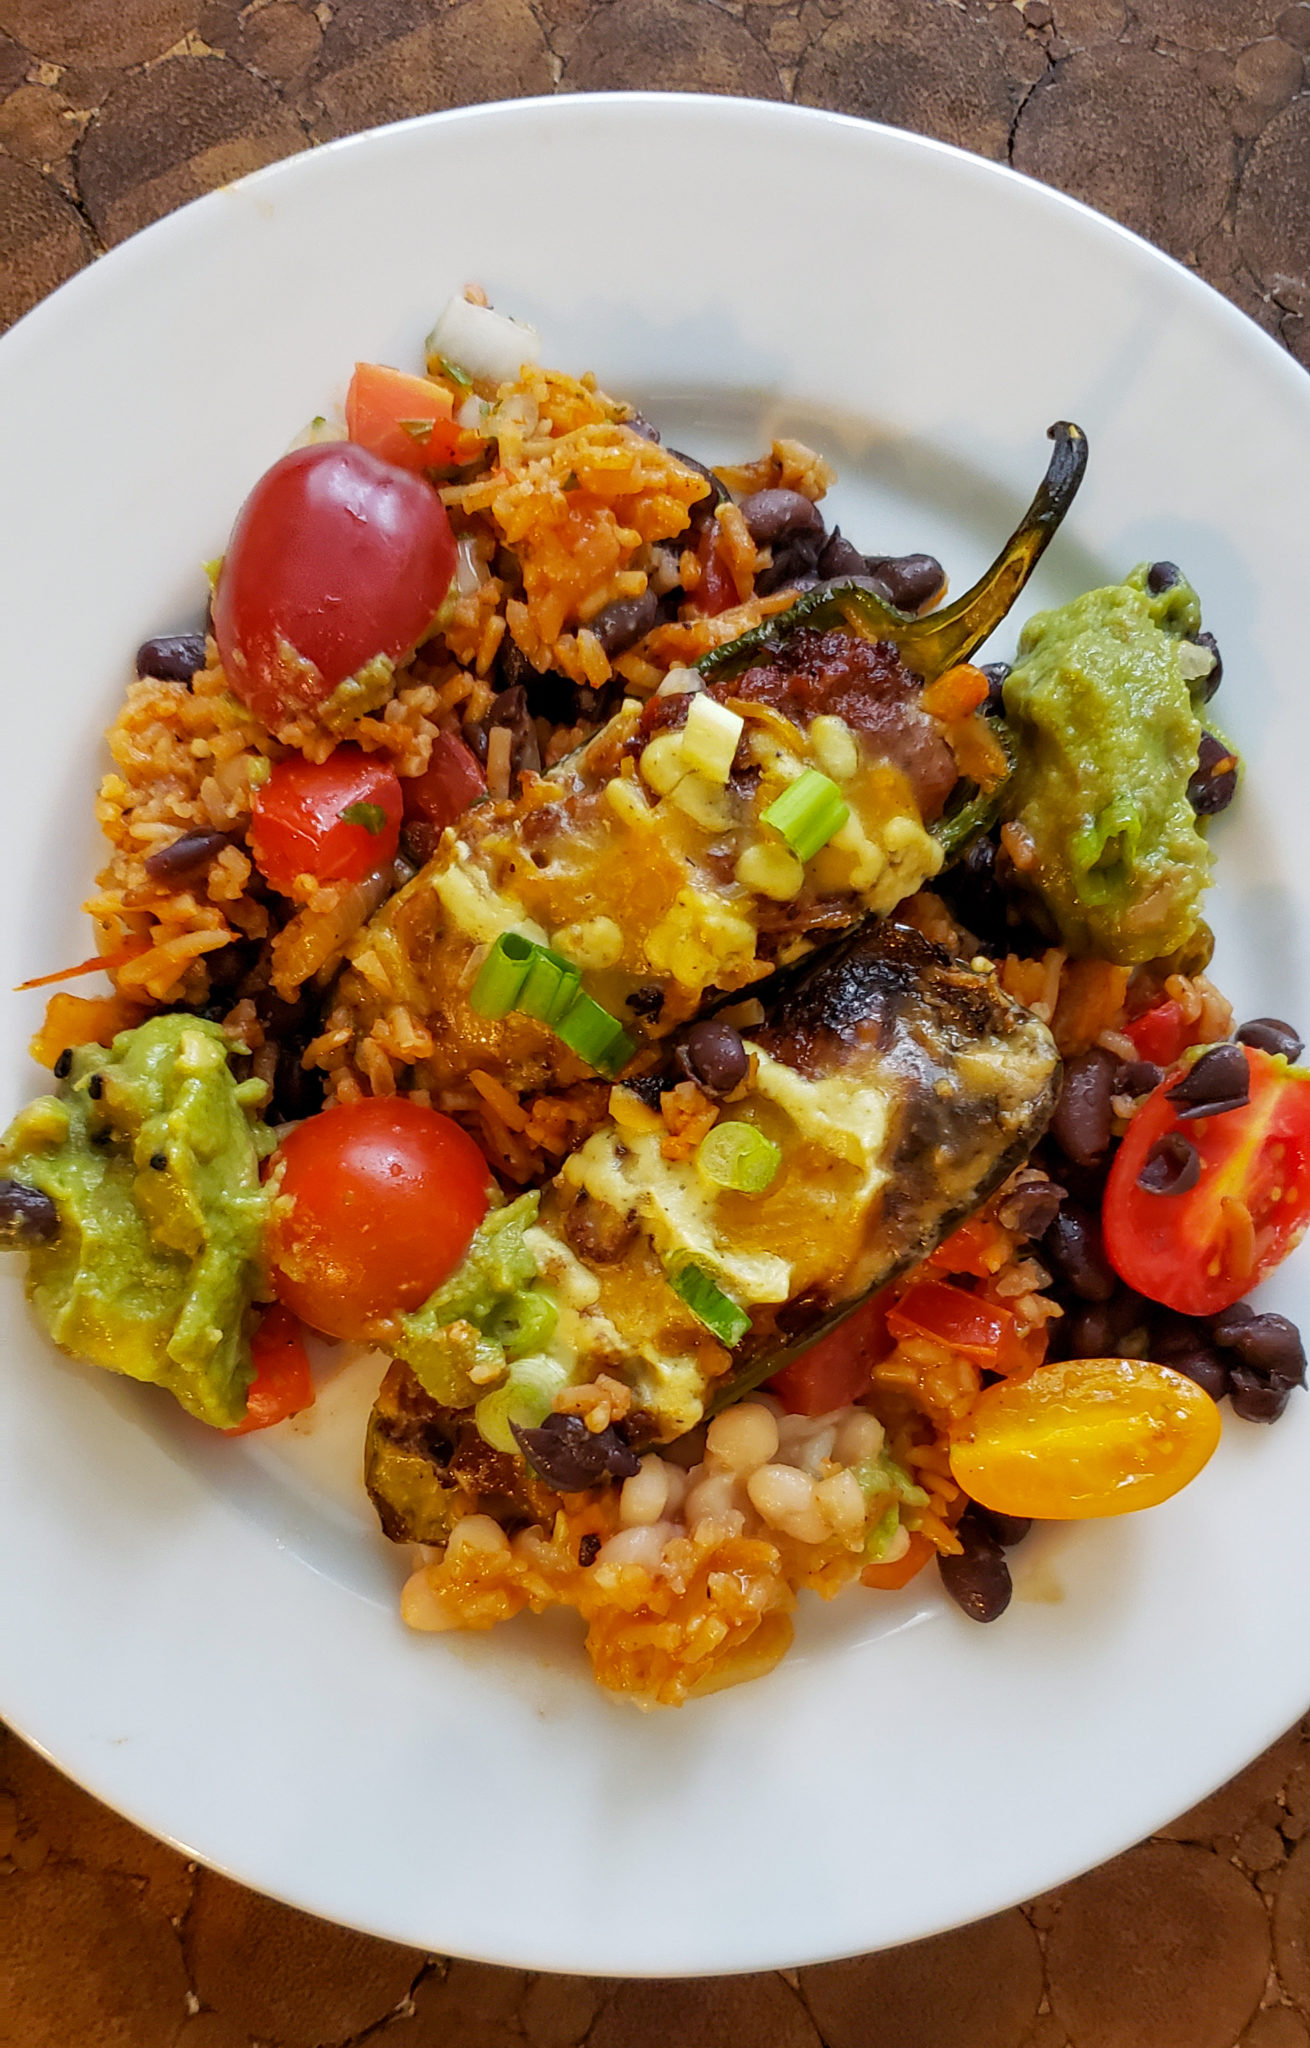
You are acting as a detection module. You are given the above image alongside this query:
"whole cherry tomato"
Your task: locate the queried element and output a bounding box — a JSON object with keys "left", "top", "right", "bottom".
{"left": 268, "top": 1099, "right": 489, "bottom": 1341}
{"left": 948, "top": 1357, "right": 1221, "bottom": 1519}
{"left": 250, "top": 746, "right": 402, "bottom": 895}
{"left": 1104, "top": 1044, "right": 1310, "bottom": 1315}
{"left": 213, "top": 443, "right": 456, "bottom": 728}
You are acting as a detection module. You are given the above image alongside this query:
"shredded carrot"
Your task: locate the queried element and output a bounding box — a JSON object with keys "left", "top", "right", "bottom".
{"left": 17, "top": 937, "right": 151, "bottom": 991}
{"left": 921, "top": 663, "right": 990, "bottom": 721}
{"left": 468, "top": 1067, "right": 530, "bottom": 1132}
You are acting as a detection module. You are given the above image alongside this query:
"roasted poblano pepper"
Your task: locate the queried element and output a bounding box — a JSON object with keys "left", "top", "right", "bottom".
{"left": 365, "top": 922, "right": 1060, "bottom": 1544}
{"left": 330, "top": 429, "right": 1084, "bottom": 1124}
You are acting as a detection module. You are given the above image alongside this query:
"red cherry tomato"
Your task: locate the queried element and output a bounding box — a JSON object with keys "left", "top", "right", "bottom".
{"left": 1104, "top": 1045, "right": 1310, "bottom": 1315}
{"left": 345, "top": 362, "right": 486, "bottom": 473}
{"left": 768, "top": 1291, "right": 891, "bottom": 1415}
{"left": 250, "top": 746, "right": 402, "bottom": 895}
{"left": 886, "top": 1279, "right": 1041, "bottom": 1377}
{"left": 227, "top": 1304, "right": 315, "bottom": 1436}
{"left": 268, "top": 1099, "right": 489, "bottom": 1341}
{"left": 213, "top": 443, "right": 456, "bottom": 728}
{"left": 401, "top": 730, "right": 487, "bottom": 864}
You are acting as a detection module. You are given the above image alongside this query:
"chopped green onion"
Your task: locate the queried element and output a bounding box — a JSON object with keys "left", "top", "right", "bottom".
{"left": 668, "top": 1262, "right": 751, "bottom": 1348}
{"left": 470, "top": 931, "right": 536, "bottom": 1019}
{"left": 436, "top": 354, "right": 473, "bottom": 389}
{"left": 493, "top": 1288, "right": 559, "bottom": 1361}
{"left": 468, "top": 933, "right": 635, "bottom": 1075}
{"left": 555, "top": 993, "right": 636, "bottom": 1079}
{"left": 696, "top": 1121, "right": 781, "bottom": 1195}
{"left": 398, "top": 416, "right": 437, "bottom": 442}
{"left": 475, "top": 1355, "right": 570, "bottom": 1456}
{"left": 762, "top": 769, "right": 849, "bottom": 863}
{"left": 681, "top": 693, "right": 744, "bottom": 785}
{"left": 340, "top": 801, "right": 388, "bottom": 834}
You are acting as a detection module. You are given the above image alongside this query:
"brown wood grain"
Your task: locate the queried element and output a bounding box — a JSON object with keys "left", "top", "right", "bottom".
{"left": 1, "top": 4, "right": 1308, "bottom": 2039}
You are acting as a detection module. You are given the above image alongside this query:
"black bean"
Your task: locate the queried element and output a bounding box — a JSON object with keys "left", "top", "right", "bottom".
{"left": 979, "top": 661, "right": 1010, "bottom": 716}
{"left": 996, "top": 1176, "right": 1065, "bottom": 1239}
{"left": 1064, "top": 1300, "right": 1114, "bottom": 1357}
{"left": 1106, "top": 1286, "right": 1152, "bottom": 1340}
{"left": 1146, "top": 561, "right": 1182, "bottom": 594}
{"left": 1051, "top": 1047, "right": 1118, "bottom": 1165}
{"left": 865, "top": 553, "right": 945, "bottom": 613}
{"left": 669, "top": 451, "right": 727, "bottom": 534}
{"left": 468, "top": 683, "right": 541, "bottom": 779}
{"left": 1188, "top": 630, "right": 1223, "bottom": 703}
{"left": 973, "top": 1505, "right": 1032, "bottom": 1548}
{"left": 511, "top": 1413, "right": 641, "bottom": 1490}
{"left": 589, "top": 587, "right": 660, "bottom": 657}
{"left": 1116, "top": 1059, "right": 1165, "bottom": 1097}
{"left": 1136, "top": 1131, "right": 1202, "bottom": 1195}
{"left": 53, "top": 1048, "right": 73, "bottom": 1080}
{"left": 938, "top": 1512, "right": 1013, "bottom": 1622}
{"left": 679, "top": 1019, "right": 748, "bottom": 1096}
{"left": 0, "top": 1179, "right": 59, "bottom": 1246}
{"left": 1228, "top": 1366, "right": 1292, "bottom": 1424}
{"left": 269, "top": 1045, "right": 326, "bottom": 1124}
{"left": 578, "top": 1532, "right": 601, "bottom": 1566}
{"left": 1236, "top": 1017, "right": 1304, "bottom": 1062}
{"left": 1043, "top": 1202, "right": 1115, "bottom": 1302}
{"left": 1212, "top": 1310, "right": 1306, "bottom": 1387}
{"left": 623, "top": 412, "right": 660, "bottom": 443}
{"left": 739, "top": 489, "right": 824, "bottom": 547}
{"left": 135, "top": 632, "right": 208, "bottom": 685}
{"left": 755, "top": 526, "right": 828, "bottom": 596}
{"left": 1188, "top": 732, "right": 1238, "bottom": 816}
{"left": 1151, "top": 1313, "right": 1229, "bottom": 1399}
{"left": 143, "top": 828, "right": 232, "bottom": 885}
{"left": 1166, "top": 1041, "right": 1250, "bottom": 1119}
{"left": 816, "top": 529, "right": 869, "bottom": 579}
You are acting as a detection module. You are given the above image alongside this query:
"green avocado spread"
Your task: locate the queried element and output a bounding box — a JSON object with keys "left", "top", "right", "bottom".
{"left": 1002, "top": 564, "right": 1219, "bottom": 965}
{"left": 1, "top": 1014, "right": 275, "bottom": 1427}
{"left": 396, "top": 1190, "right": 556, "bottom": 1409}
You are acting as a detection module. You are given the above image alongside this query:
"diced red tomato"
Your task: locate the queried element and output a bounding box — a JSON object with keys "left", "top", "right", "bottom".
{"left": 213, "top": 443, "right": 456, "bottom": 729}
{"left": 692, "top": 528, "right": 738, "bottom": 617}
{"left": 929, "top": 1213, "right": 1010, "bottom": 1280}
{"left": 1104, "top": 1043, "right": 1310, "bottom": 1315}
{"left": 345, "top": 362, "right": 486, "bottom": 473}
{"left": 268, "top": 1098, "right": 489, "bottom": 1341}
{"left": 401, "top": 730, "right": 487, "bottom": 863}
{"left": 1124, "top": 999, "right": 1194, "bottom": 1068}
{"left": 767, "top": 1290, "right": 891, "bottom": 1415}
{"left": 250, "top": 746, "right": 402, "bottom": 895}
{"left": 861, "top": 1530, "right": 935, "bottom": 1590}
{"left": 226, "top": 1304, "right": 315, "bottom": 1435}
{"left": 886, "top": 1279, "right": 1037, "bottom": 1376}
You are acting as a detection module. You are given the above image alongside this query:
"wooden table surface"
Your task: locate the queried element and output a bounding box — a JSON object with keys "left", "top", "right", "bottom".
{"left": 2, "top": 3, "right": 1309, "bottom": 2042}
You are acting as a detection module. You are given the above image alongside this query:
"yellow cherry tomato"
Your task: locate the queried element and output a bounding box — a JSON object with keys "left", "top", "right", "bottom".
{"left": 948, "top": 1358, "right": 1222, "bottom": 1520}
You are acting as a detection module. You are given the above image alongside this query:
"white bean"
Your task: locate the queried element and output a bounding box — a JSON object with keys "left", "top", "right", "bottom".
{"left": 706, "top": 1401, "right": 780, "bottom": 1472}
{"left": 836, "top": 1410, "right": 885, "bottom": 1465}
{"left": 597, "top": 1521, "right": 675, "bottom": 1571}
{"left": 747, "top": 1462, "right": 817, "bottom": 1530}
{"left": 401, "top": 1569, "right": 458, "bottom": 1632}
{"left": 684, "top": 1470, "right": 740, "bottom": 1530}
{"left": 816, "top": 1468, "right": 866, "bottom": 1540}
{"left": 620, "top": 1456, "right": 672, "bottom": 1527}
{"left": 446, "top": 1514, "right": 510, "bottom": 1558}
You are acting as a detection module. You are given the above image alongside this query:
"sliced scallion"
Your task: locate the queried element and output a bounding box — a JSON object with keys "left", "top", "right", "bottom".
{"left": 762, "top": 768, "right": 849, "bottom": 863}
{"left": 555, "top": 993, "right": 635, "bottom": 1079}
{"left": 517, "top": 945, "right": 580, "bottom": 1025}
{"left": 696, "top": 1121, "right": 781, "bottom": 1195}
{"left": 668, "top": 1262, "right": 751, "bottom": 1348}
{"left": 475, "top": 1355, "right": 570, "bottom": 1456}
{"left": 470, "top": 931, "right": 536, "bottom": 1019}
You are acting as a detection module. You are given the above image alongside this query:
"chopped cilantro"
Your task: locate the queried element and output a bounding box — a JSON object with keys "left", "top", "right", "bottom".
{"left": 340, "top": 801, "right": 388, "bottom": 834}
{"left": 437, "top": 355, "right": 473, "bottom": 389}
{"left": 398, "top": 417, "right": 435, "bottom": 442}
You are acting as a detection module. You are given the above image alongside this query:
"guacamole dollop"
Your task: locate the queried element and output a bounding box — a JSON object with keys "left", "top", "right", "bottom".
{"left": 396, "top": 1190, "right": 556, "bottom": 1408}
{"left": 1002, "top": 564, "right": 1217, "bottom": 964}
{"left": 1, "top": 1014, "right": 275, "bottom": 1427}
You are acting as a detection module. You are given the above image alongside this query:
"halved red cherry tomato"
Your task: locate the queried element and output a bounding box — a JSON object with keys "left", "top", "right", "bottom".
{"left": 401, "top": 730, "right": 486, "bottom": 864}
{"left": 268, "top": 1099, "right": 489, "bottom": 1341}
{"left": 768, "top": 1290, "right": 891, "bottom": 1415}
{"left": 250, "top": 746, "right": 402, "bottom": 895}
{"left": 227, "top": 1304, "right": 315, "bottom": 1436}
{"left": 345, "top": 362, "right": 486, "bottom": 473}
{"left": 213, "top": 443, "right": 456, "bottom": 729}
{"left": 886, "top": 1279, "right": 1036, "bottom": 1376}
{"left": 949, "top": 1357, "right": 1221, "bottom": 1519}
{"left": 1124, "top": 998, "right": 1194, "bottom": 1068}
{"left": 861, "top": 1530, "right": 935, "bottom": 1590}
{"left": 1104, "top": 1044, "right": 1310, "bottom": 1315}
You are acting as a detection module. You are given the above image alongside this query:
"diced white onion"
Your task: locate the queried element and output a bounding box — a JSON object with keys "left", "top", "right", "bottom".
{"left": 426, "top": 292, "right": 541, "bottom": 385}
{"left": 454, "top": 533, "right": 484, "bottom": 598}
{"left": 681, "top": 694, "right": 744, "bottom": 784}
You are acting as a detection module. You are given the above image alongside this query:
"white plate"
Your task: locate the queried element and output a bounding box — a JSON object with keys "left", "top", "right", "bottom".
{"left": 2, "top": 93, "right": 1309, "bottom": 1977}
